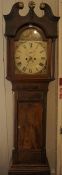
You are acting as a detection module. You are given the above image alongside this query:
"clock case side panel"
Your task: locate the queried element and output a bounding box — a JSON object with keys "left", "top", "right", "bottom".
{"left": 7, "top": 38, "right": 14, "bottom": 81}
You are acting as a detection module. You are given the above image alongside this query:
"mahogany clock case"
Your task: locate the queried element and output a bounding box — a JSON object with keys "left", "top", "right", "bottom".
{"left": 4, "top": 2, "right": 59, "bottom": 175}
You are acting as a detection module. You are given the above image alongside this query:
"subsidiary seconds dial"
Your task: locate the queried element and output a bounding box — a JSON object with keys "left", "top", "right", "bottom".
{"left": 15, "top": 40, "right": 47, "bottom": 74}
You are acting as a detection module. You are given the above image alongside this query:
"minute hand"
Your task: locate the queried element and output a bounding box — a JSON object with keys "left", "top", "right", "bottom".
{"left": 25, "top": 56, "right": 33, "bottom": 69}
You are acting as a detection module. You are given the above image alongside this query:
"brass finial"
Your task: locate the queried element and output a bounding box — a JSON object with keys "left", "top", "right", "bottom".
{"left": 40, "top": 3, "right": 45, "bottom": 10}
{"left": 19, "top": 2, "right": 24, "bottom": 9}
{"left": 28, "top": 1, "right": 35, "bottom": 9}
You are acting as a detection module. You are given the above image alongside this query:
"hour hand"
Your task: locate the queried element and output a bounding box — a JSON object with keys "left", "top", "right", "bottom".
{"left": 28, "top": 56, "right": 33, "bottom": 62}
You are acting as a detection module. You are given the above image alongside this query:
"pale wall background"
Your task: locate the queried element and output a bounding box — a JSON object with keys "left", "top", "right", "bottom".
{"left": 0, "top": 0, "right": 60, "bottom": 175}
{"left": 57, "top": 1, "right": 62, "bottom": 175}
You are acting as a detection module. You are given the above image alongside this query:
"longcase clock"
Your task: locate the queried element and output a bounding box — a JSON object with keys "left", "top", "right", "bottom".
{"left": 4, "top": 1, "right": 59, "bottom": 175}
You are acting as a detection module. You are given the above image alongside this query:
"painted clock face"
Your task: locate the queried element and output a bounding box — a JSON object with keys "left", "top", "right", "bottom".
{"left": 14, "top": 27, "right": 47, "bottom": 75}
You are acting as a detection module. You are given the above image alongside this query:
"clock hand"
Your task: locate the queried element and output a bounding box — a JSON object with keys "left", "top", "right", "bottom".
{"left": 27, "top": 56, "right": 34, "bottom": 63}
{"left": 25, "top": 56, "right": 33, "bottom": 69}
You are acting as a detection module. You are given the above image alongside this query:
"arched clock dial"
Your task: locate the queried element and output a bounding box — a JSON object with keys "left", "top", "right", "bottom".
{"left": 15, "top": 40, "right": 47, "bottom": 74}
{"left": 14, "top": 27, "right": 47, "bottom": 75}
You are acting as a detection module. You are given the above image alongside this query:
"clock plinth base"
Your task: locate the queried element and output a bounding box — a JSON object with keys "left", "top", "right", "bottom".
{"left": 8, "top": 151, "right": 50, "bottom": 175}
{"left": 8, "top": 163, "right": 50, "bottom": 175}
